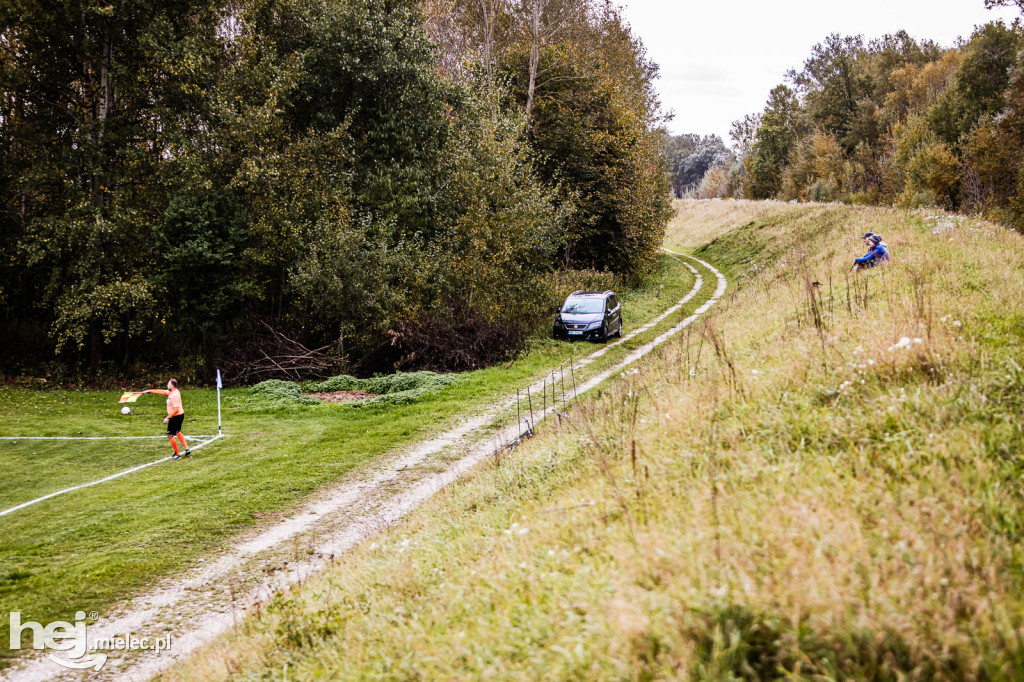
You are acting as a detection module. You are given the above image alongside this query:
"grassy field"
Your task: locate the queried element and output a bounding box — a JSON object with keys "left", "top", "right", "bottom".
{"left": 164, "top": 200, "right": 1024, "bottom": 680}
{"left": 0, "top": 251, "right": 711, "bottom": 668}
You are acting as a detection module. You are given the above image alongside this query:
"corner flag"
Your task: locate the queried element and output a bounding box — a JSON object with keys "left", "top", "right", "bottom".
{"left": 215, "top": 369, "right": 223, "bottom": 434}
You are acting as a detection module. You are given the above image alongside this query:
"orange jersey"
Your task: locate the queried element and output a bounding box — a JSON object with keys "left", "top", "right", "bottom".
{"left": 149, "top": 389, "right": 184, "bottom": 417}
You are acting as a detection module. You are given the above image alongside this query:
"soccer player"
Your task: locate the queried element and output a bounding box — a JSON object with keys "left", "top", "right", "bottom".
{"left": 143, "top": 379, "right": 191, "bottom": 459}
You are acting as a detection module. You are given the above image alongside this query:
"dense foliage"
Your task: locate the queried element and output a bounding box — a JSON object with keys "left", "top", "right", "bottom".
{"left": 249, "top": 371, "right": 459, "bottom": 408}
{"left": 0, "top": 0, "right": 670, "bottom": 379}
{"left": 664, "top": 134, "right": 733, "bottom": 198}
{"left": 425, "top": 0, "right": 673, "bottom": 282}
{"left": 714, "top": 17, "right": 1024, "bottom": 233}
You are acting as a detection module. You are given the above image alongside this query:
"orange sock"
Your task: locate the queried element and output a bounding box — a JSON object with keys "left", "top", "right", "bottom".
{"left": 177, "top": 433, "right": 188, "bottom": 450}
{"left": 170, "top": 439, "right": 180, "bottom": 456}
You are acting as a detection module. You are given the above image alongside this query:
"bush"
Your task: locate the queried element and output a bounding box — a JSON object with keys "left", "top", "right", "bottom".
{"left": 359, "top": 300, "right": 526, "bottom": 374}
{"left": 248, "top": 380, "right": 321, "bottom": 409}
{"left": 810, "top": 179, "right": 836, "bottom": 202}
{"left": 541, "top": 268, "right": 618, "bottom": 314}
{"left": 307, "top": 375, "right": 364, "bottom": 392}
{"left": 357, "top": 373, "right": 459, "bottom": 407}
{"left": 696, "top": 166, "right": 730, "bottom": 199}
{"left": 251, "top": 371, "right": 460, "bottom": 409}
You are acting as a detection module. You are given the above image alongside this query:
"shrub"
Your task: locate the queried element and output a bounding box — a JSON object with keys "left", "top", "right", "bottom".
{"left": 541, "top": 268, "right": 618, "bottom": 315}
{"left": 359, "top": 300, "right": 526, "bottom": 374}
{"left": 248, "top": 380, "right": 320, "bottom": 409}
{"left": 306, "top": 375, "right": 364, "bottom": 393}
{"left": 357, "top": 373, "right": 459, "bottom": 407}
{"left": 696, "top": 166, "right": 730, "bottom": 199}
{"left": 810, "top": 179, "right": 836, "bottom": 202}
{"left": 251, "top": 371, "right": 460, "bottom": 409}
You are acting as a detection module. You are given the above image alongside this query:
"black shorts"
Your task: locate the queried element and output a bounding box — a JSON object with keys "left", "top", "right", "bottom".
{"left": 167, "top": 414, "right": 185, "bottom": 435}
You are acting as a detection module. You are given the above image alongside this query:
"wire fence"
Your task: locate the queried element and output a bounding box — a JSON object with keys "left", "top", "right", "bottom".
{"left": 504, "top": 354, "right": 581, "bottom": 454}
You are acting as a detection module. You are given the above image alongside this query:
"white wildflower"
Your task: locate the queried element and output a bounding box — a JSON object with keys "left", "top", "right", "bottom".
{"left": 889, "top": 337, "right": 913, "bottom": 352}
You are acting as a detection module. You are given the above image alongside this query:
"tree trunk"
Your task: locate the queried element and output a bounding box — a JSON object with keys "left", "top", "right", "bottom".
{"left": 88, "top": 32, "right": 114, "bottom": 209}
{"left": 89, "top": 323, "right": 103, "bottom": 368}
{"left": 479, "top": 0, "right": 496, "bottom": 81}
{"left": 525, "top": 0, "right": 542, "bottom": 117}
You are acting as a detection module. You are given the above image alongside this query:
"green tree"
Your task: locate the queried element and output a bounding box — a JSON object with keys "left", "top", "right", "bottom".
{"left": 665, "top": 134, "right": 732, "bottom": 198}
{"left": 0, "top": 0, "right": 223, "bottom": 365}
{"left": 520, "top": 47, "right": 670, "bottom": 280}
{"left": 745, "top": 85, "right": 801, "bottom": 199}
{"left": 928, "top": 21, "right": 1022, "bottom": 145}
{"left": 789, "top": 34, "right": 867, "bottom": 150}
{"left": 962, "top": 51, "right": 1024, "bottom": 229}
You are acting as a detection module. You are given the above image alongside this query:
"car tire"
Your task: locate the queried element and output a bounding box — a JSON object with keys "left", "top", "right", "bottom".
{"left": 615, "top": 322, "right": 623, "bottom": 338}
{"left": 601, "top": 324, "right": 609, "bottom": 343}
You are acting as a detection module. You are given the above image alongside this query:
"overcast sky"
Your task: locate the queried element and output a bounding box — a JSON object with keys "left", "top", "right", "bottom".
{"left": 618, "top": 1, "right": 1022, "bottom": 144}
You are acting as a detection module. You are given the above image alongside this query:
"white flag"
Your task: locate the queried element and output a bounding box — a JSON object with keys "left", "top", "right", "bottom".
{"left": 216, "top": 369, "right": 223, "bottom": 389}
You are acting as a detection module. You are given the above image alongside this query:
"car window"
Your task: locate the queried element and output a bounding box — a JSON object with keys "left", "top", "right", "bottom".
{"left": 610, "top": 295, "right": 618, "bottom": 309}
{"left": 561, "top": 298, "right": 603, "bottom": 314}
{"left": 605, "top": 297, "right": 612, "bottom": 312}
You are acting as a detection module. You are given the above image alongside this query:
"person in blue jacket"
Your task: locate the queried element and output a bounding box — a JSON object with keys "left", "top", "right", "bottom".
{"left": 852, "top": 232, "right": 890, "bottom": 271}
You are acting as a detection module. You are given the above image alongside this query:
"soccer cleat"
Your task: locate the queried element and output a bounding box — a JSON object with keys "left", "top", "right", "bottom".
{"left": 171, "top": 453, "right": 181, "bottom": 460}
{"left": 183, "top": 448, "right": 191, "bottom": 457}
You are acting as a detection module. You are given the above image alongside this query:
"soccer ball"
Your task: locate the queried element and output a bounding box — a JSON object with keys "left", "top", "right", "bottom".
{"left": 121, "top": 406, "right": 131, "bottom": 415}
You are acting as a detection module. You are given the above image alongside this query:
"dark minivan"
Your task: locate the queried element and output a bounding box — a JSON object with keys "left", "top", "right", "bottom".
{"left": 553, "top": 290, "right": 622, "bottom": 342}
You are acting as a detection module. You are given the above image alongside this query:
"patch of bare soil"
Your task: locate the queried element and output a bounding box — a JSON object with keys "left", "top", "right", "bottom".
{"left": 305, "top": 390, "right": 378, "bottom": 403}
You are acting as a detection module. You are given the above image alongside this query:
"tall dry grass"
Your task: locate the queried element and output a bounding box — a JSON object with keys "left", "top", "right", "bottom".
{"left": 663, "top": 198, "right": 813, "bottom": 250}
{"left": 163, "top": 201, "right": 1024, "bottom": 680}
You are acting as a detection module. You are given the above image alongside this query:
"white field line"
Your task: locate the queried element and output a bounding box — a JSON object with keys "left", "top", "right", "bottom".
{"left": 0, "top": 435, "right": 220, "bottom": 440}
{"left": 0, "top": 434, "right": 226, "bottom": 519}
{"left": 4, "top": 252, "right": 726, "bottom": 682}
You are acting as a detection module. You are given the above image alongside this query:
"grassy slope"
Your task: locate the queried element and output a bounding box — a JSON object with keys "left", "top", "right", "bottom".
{"left": 0, "top": 252, "right": 701, "bottom": 667}
{"left": 166, "top": 200, "right": 1024, "bottom": 680}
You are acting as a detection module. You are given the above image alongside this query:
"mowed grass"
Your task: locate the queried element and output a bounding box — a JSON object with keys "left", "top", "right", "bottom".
{"left": 0, "top": 439, "right": 174, "bottom": 510}
{"left": 0, "top": 253, "right": 700, "bottom": 668}
{"left": 164, "top": 201, "right": 1024, "bottom": 680}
